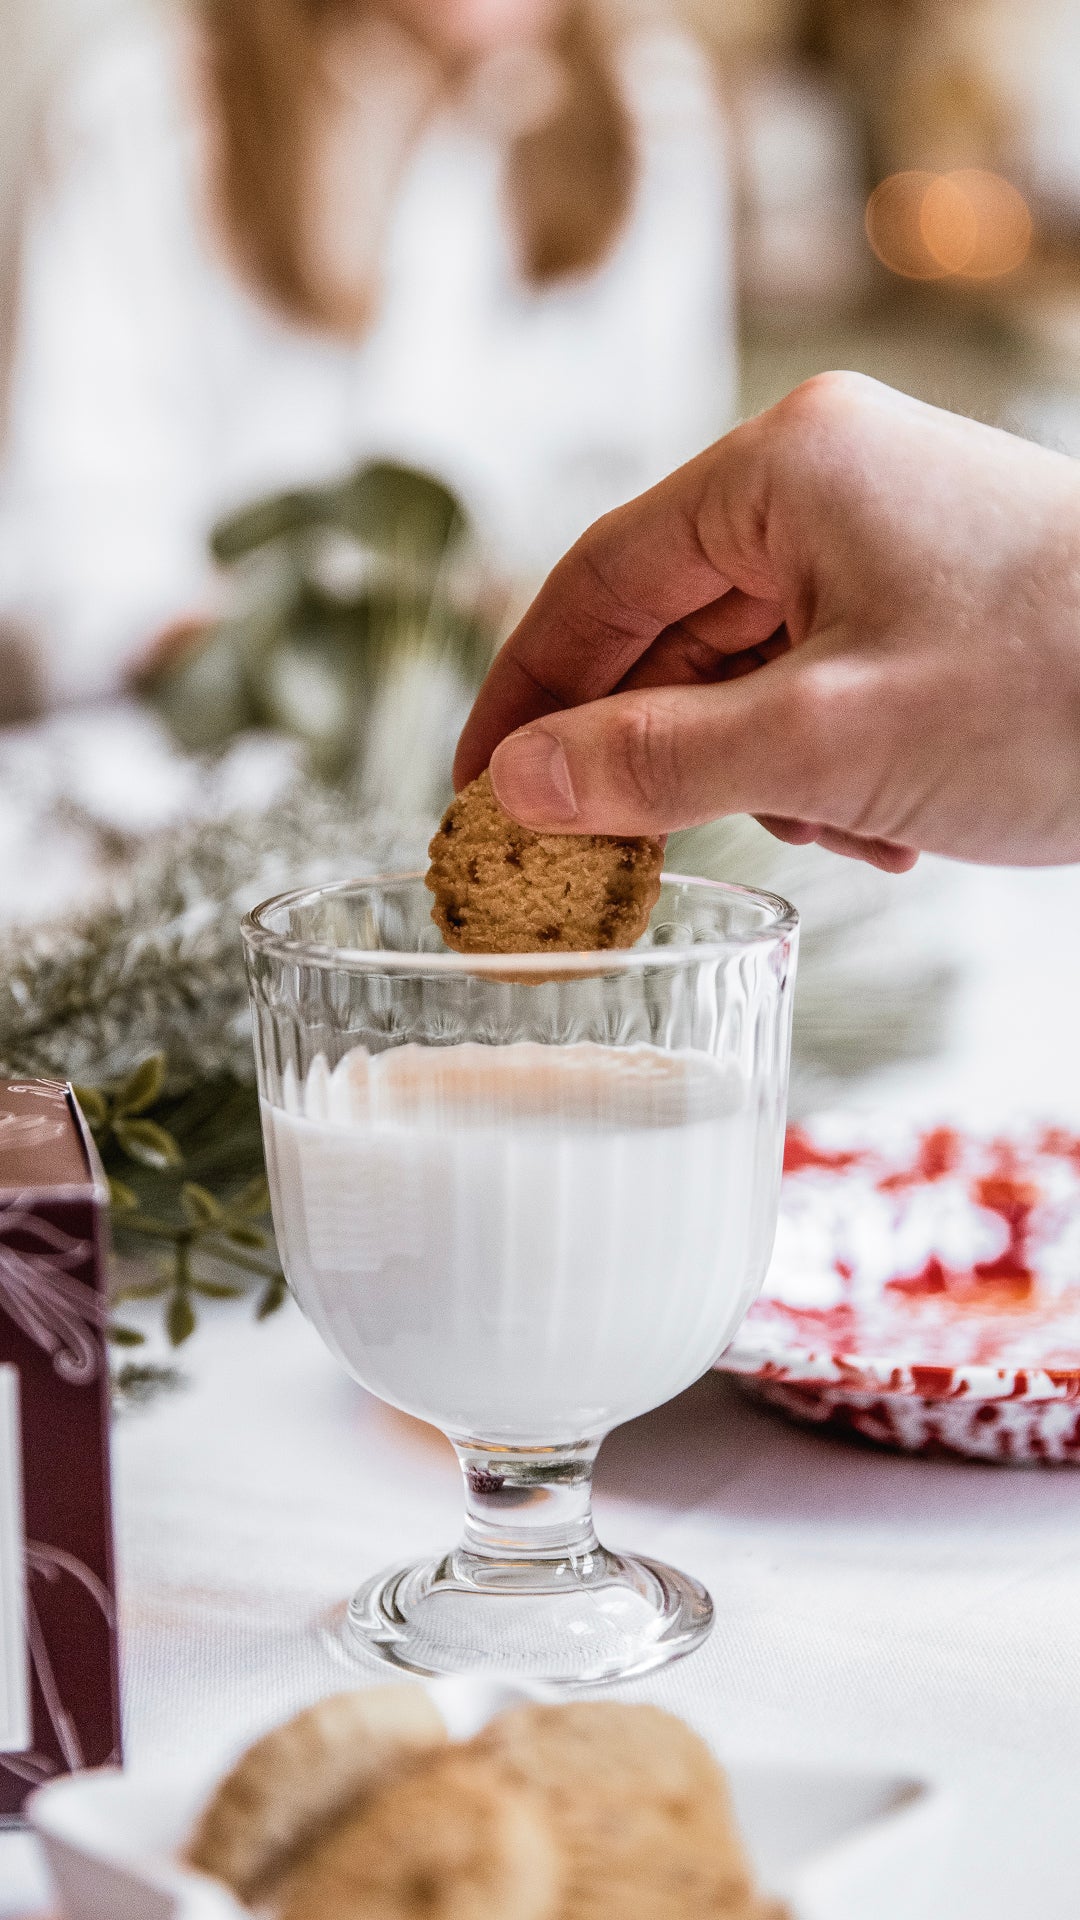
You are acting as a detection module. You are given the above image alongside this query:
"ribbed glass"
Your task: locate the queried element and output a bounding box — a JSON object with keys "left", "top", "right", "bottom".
{"left": 242, "top": 870, "right": 797, "bottom": 1683}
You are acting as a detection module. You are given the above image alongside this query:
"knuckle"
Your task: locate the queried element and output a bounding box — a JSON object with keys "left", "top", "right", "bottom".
{"left": 608, "top": 694, "right": 677, "bottom": 824}
{"left": 764, "top": 373, "right": 882, "bottom": 506}
{"left": 783, "top": 369, "right": 875, "bottom": 426}
{"left": 791, "top": 366, "right": 876, "bottom": 416}
{"left": 575, "top": 524, "right": 651, "bottom": 635}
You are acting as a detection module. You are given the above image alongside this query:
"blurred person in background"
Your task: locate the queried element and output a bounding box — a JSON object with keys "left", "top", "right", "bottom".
{"left": 0, "top": 0, "right": 733, "bottom": 709}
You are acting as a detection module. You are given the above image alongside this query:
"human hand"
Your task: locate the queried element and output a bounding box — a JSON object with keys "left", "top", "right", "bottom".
{"left": 455, "top": 373, "right": 1080, "bottom": 870}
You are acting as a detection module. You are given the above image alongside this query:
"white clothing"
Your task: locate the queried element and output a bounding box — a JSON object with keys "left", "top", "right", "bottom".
{"left": 0, "top": 7, "right": 736, "bottom": 702}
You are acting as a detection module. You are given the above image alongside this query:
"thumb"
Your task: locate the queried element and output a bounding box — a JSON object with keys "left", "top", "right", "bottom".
{"left": 487, "top": 656, "right": 859, "bottom": 839}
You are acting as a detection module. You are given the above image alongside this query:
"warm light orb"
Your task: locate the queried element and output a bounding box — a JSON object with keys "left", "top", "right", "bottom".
{"left": 866, "top": 168, "right": 1032, "bottom": 281}
{"left": 865, "top": 171, "right": 942, "bottom": 279}
{"left": 940, "top": 169, "right": 1032, "bottom": 278}
{"left": 919, "top": 174, "right": 979, "bottom": 273}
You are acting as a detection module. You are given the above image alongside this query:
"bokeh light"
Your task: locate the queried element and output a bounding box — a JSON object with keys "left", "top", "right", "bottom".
{"left": 866, "top": 169, "right": 1032, "bottom": 281}
{"left": 936, "top": 170, "right": 1032, "bottom": 278}
{"left": 919, "top": 174, "right": 980, "bottom": 273}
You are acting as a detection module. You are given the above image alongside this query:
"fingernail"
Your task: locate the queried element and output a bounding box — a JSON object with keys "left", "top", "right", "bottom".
{"left": 490, "top": 729, "right": 578, "bottom": 826}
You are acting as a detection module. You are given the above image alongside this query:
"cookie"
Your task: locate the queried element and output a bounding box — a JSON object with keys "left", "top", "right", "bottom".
{"left": 279, "top": 1749, "right": 561, "bottom": 1920}
{"left": 426, "top": 770, "right": 663, "bottom": 955}
{"left": 473, "top": 1702, "right": 771, "bottom": 1919}
{"left": 185, "top": 1684, "right": 447, "bottom": 1903}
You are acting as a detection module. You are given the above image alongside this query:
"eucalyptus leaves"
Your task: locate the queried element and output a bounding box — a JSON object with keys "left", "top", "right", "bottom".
{"left": 143, "top": 460, "right": 497, "bottom": 810}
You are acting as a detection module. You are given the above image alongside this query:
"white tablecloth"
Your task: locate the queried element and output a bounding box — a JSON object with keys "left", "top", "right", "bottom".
{"left": 6, "top": 858, "right": 1080, "bottom": 1917}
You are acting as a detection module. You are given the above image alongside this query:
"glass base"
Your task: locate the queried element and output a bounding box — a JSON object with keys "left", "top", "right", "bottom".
{"left": 335, "top": 1544, "right": 713, "bottom": 1687}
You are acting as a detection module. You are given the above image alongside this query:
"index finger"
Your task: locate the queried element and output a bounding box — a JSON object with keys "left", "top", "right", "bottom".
{"left": 453, "top": 429, "right": 768, "bottom": 787}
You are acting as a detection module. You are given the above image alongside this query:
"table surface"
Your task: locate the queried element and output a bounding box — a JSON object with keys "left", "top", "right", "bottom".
{"left": 6, "top": 856, "right": 1080, "bottom": 1919}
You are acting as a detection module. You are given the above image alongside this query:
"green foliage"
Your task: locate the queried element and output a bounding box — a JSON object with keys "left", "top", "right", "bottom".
{"left": 148, "top": 460, "right": 495, "bottom": 789}
{"left": 74, "top": 1059, "right": 287, "bottom": 1350}
{"left": 210, "top": 462, "right": 466, "bottom": 567}
{"left": 0, "top": 782, "right": 425, "bottom": 1394}
{"left": 112, "top": 1361, "right": 183, "bottom": 1409}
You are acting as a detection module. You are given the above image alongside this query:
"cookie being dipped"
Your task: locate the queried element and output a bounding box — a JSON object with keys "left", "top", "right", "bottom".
{"left": 426, "top": 770, "right": 662, "bottom": 956}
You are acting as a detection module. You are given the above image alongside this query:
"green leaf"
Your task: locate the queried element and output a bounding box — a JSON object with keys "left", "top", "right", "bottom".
{"left": 114, "top": 1276, "right": 170, "bottom": 1301}
{"left": 228, "top": 1176, "right": 272, "bottom": 1219}
{"left": 113, "top": 1117, "right": 183, "bottom": 1171}
{"left": 167, "top": 1289, "right": 197, "bottom": 1346}
{"left": 329, "top": 462, "right": 466, "bottom": 561}
{"left": 107, "top": 1176, "right": 139, "bottom": 1212}
{"left": 256, "top": 1272, "right": 288, "bottom": 1319}
{"left": 116, "top": 1215, "right": 187, "bottom": 1244}
{"left": 112, "top": 1362, "right": 182, "bottom": 1408}
{"left": 73, "top": 1085, "right": 109, "bottom": 1129}
{"left": 181, "top": 1182, "right": 224, "bottom": 1228}
{"left": 107, "top": 1323, "right": 146, "bottom": 1347}
{"left": 114, "top": 1054, "right": 167, "bottom": 1116}
{"left": 191, "top": 1278, "right": 245, "bottom": 1300}
{"left": 210, "top": 489, "right": 321, "bottom": 564}
{"left": 148, "top": 626, "right": 253, "bottom": 752}
{"left": 221, "top": 1223, "right": 268, "bottom": 1250}
{"left": 199, "top": 1245, "right": 278, "bottom": 1281}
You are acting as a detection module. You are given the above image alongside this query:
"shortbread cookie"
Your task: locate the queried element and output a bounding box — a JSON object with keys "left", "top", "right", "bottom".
{"left": 279, "top": 1750, "right": 561, "bottom": 1920}
{"left": 426, "top": 770, "right": 663, "bottom": 955}
{"left": 185, "top": 1685, "right": 447, "bottom": 1903}
{"left": 474, "top": 1702, "right": 769, "bottom": 1919}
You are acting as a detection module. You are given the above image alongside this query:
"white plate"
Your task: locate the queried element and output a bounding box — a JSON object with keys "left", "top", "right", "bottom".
{"left": 27, "top": 1678, "right": 944, "bottom": 1920}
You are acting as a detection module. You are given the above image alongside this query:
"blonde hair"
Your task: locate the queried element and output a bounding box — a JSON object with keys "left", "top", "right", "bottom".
{"left": 198, "top": 0, "right": 636, "bottom": 335}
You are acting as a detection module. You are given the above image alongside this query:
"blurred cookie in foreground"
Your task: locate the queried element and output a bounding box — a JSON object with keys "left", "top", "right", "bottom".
{"left": 184, "top": 1683, "right": 446, "bottom": 1903}
{"left": 280, "top": 1749, "right": 560, "bottom": 1920}
{"left": 185, "top": 1688, "right": 787, "bottom": 1920}
{"left": 475, "top": 1701, "right": 781, "bottom": 1919}
{"left": 426, "top": 769, "right": 663, "bottom": 955}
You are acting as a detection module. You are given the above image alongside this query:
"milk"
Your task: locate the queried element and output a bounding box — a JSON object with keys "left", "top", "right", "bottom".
{"left": 263, "top": 1042, "right": 778, "bottom": 1443}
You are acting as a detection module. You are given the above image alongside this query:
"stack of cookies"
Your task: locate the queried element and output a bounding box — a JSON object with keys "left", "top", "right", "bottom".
{"left": 185, "top": 1688, "right": 786, "bottom": 1919}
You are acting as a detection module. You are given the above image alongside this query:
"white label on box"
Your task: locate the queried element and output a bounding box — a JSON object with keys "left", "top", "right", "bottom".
{"left": 0, "top": 1365, "right": 29, "bottom": 1753}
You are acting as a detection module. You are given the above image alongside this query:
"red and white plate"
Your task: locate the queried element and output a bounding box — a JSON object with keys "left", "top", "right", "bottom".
{"left": 719, "top": 1117, "right": 1080, "bottom": 1462}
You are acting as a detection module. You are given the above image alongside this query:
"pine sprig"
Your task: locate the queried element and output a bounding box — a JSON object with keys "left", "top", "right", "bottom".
{"left": 0, "top": 781, "right": 427, "bottom": 1095}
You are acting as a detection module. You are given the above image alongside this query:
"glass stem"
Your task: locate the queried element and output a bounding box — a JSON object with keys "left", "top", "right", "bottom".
{"left": 451, "top": 1439, "right": 602, "bottom": 1570}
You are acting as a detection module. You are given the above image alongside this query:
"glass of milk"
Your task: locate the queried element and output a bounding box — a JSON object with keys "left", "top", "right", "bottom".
{"left": 242, "top": 871, "right": 797, "bottom": 1684}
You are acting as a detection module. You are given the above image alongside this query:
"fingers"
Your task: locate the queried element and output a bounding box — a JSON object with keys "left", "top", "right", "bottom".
{"left": 809, "top": 827, "right": 919, "bottom": 871}
{"left": 454, "top": 425, "right": 774, "bottom": 787}
{"left": 455, "top": 371, "right": 926, "bottom": 788}
{"left": 615, "top": 594, "right": 788, "bottom": 692}
{"left": 755, "top": 816, "right": 919, "bottom": 872}
{"left": 752, "top": 814, "right": 820, "bottom": 846}
{"left": 487, "top": 654, "right": 856, "bottom": 838}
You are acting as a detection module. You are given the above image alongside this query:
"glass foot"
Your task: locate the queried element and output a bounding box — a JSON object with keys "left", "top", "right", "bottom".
{"left": 335, "top": 1545, "right": 713, "bottom": 1686}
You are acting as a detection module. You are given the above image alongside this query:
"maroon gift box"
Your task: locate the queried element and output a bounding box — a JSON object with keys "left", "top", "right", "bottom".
{"left": 0, "top": 1080, "right": 120, "bottom": 1824}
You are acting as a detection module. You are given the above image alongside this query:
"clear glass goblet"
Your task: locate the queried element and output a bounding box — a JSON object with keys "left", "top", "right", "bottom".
{"left": 242, "top": 871, "right": 797, "bottom": 1686}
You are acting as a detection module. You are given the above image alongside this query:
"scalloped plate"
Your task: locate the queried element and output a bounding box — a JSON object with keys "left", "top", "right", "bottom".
{"left": 718, "top": 1117, "right": 1080, "bottom": 1462}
